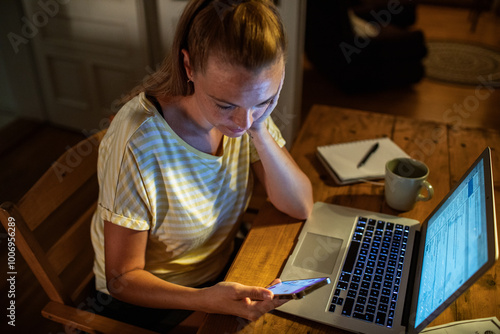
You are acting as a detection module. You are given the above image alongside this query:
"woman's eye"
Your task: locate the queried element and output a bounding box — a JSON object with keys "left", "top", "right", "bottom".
{"left": 216, "top": 104, "right": 235, "bottom": 111}
{"left": 258, "top": 100, "right": 274, "bottom": 108}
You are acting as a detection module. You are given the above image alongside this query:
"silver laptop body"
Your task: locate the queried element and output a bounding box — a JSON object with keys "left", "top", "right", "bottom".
{"left": 278, "top": 147, "right": 498, "bottom": 334}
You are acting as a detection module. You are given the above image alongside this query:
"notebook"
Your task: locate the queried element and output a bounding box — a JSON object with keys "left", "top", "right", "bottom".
{"left": 277, "top": 147, "right": 498, "bottom": 334}
{"left": 316, "top": 137, "right": 409, "bottom": 185}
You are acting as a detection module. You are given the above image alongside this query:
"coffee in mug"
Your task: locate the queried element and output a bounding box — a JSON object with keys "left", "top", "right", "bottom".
{"left": 385, "top": 158, "right": 434, "bottom": 211}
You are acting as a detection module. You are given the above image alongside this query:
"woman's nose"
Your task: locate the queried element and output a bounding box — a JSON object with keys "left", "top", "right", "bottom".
{"left": 233, "top": 109, "right": 253, "bottom": 130}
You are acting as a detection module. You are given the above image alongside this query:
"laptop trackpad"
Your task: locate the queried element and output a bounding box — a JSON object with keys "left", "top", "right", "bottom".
{"left": 292, "top": 232, "right": 343, "bottom": 274}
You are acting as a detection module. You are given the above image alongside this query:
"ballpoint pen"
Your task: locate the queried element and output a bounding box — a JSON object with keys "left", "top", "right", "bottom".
{"left": 357, "top": 142, "right": 379, "bottom": 168}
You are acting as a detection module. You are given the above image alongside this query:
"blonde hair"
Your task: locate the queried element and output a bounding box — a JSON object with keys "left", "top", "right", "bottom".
{"left": 124, "top": 0, "right": 286, "bottom": 102}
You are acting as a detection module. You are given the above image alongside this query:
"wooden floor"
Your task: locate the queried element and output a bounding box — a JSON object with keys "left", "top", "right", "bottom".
{"left": 0, "top": 121, "right": 85, "bottom": 334}
{"left": 301, "top": 4, "right": 500, "bottom": 134}
{"left": 1, "top": 4, "right": 499, "bottom": 334}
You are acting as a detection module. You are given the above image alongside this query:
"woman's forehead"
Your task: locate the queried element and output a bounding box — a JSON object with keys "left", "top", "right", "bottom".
{"left": 202, "top": 54, "right": 283, "bottom": 83}
{"left": 200, "top": 55, "right": 283, "bottom": 101}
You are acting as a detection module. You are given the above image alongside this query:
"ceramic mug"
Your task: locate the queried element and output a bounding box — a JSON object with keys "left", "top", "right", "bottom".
{"left": 385, "top": 158, "right": 434, "bottom": 211}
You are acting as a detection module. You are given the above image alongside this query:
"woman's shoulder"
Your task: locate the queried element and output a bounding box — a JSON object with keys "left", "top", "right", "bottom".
{"left": 101, "top": 93, "right": 169, "bottom": 151}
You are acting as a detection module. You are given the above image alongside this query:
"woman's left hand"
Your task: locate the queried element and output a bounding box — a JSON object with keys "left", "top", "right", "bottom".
{"left": 245, "top": 68, "right": 313, "bottom": 220}
{"left": 198, "top": 279, "right": 288, "bottom": 321}
{"left": 249, "top": 71, "right": 285, "bottom": 131}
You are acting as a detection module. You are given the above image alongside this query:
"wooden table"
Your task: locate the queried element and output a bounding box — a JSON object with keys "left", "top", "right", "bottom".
{"left": 197, "top": 105, "right": 500, "bottom": 333}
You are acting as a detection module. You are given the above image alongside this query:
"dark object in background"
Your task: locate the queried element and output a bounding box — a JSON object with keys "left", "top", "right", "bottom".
{"left": 305, "top": 0, "right": 427, "bottom": 92}
{"left": 350, "top": 0, "right": 417, "bottom": 28}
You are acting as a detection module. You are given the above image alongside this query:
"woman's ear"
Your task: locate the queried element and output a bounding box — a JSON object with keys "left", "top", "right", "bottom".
{"left": 181, "top": 49, "right": 193, "bottom": 81}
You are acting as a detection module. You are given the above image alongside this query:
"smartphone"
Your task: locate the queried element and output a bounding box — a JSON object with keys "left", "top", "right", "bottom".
{"left": 267, "top": 277, "right": 331, "bottom": 300}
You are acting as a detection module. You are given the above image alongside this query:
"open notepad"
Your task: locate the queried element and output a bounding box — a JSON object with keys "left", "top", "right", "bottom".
{"left": 316, "top": 137, "right": 409, "bottom": 185}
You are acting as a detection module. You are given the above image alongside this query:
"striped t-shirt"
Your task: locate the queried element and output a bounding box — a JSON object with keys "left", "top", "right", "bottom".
{"left": 91, "top": 92, "right": 285, "bottom": 293}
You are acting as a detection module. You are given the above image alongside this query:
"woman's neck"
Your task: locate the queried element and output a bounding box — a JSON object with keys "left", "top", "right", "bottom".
{"left": 157, "top": 95, "right": 224, "bottom": 156}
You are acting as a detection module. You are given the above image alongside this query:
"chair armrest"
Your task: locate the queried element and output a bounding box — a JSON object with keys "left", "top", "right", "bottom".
{"left": 42, "top": 301, "right": 158, "bottom": 334}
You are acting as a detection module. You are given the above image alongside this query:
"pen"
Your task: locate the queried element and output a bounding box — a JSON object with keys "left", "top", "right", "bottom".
{"left": 357, "top": 142, "right": 379, "bottom": 168}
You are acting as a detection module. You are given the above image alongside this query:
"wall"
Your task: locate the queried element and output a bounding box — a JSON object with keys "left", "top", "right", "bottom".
{"left": 0, "top": 0, "right": 46, "bottom": 127}
{"left": 0, "top": 0, "right": 306, "bottom": 146}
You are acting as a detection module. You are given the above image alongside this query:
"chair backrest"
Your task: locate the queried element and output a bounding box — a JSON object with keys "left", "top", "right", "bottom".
{"left": 0, "top": 129, "right": 106, "bottom": 306}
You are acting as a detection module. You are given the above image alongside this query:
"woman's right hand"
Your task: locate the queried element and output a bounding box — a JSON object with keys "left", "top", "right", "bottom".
{"left": 199, "top": 280, "right": 288, "bottom": 321}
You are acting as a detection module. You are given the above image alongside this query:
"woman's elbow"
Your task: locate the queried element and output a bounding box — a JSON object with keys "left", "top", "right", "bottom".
{"left": 294, "top": 183, "right": 314, "bottom": 219}
{"left": 281, "top": 195, "right": 313, "bottom": 220}
{"left": 292, "top": 200, "right": 313, "bottom": 220}
{"left": 106, "top": 277, "right": 124, "bottom": 298}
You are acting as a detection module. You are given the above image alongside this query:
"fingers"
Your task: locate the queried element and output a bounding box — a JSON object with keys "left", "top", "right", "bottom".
{"left": 231, "top": 282, "right": 287, "bottom": 321}
{"left": 235, "top": 284, "right": 272, "bottom": 301}
{"left": 265, "top": 279, "right": 290, "bottom": 307}
{"left": 259, "top": 73, "right": 284, "bottom": 121}
{"left": 242, "top": 279, "right": 291, "bottom": 320}
{"left": 210, "top": 281, "right": 288, "bottom": 322}
{"left": 259, "top": 69, "right": 285, "bottom": 121}
{"left": 272, "top": 297, "right": 289, "bottom": 308}
{"left": 241, "top": 297, "right": 280, "bottom": 321}
{"left": 265, "top": 278, "right": 281, "bottom": 288}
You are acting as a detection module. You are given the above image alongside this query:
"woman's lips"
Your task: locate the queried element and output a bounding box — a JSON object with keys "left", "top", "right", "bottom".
{"left": 228, "top": 127, "right": 246, "bottom": 135}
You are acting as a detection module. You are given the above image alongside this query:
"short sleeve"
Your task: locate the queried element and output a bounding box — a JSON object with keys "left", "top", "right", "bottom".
{"left": 249, "top": 116, "right": 286, "bottom": 164}
{"left": 99, "top": 146, "right": 151, "bottom": 231}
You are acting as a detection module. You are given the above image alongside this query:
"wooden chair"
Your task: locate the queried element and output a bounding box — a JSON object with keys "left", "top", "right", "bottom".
{"left": 0, "top": 129, "right": 177, "bottom": 333}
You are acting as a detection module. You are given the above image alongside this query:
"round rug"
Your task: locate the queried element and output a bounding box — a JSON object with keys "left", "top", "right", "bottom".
{"left": 423, "top": 41, "right": 500, "bottom": 87}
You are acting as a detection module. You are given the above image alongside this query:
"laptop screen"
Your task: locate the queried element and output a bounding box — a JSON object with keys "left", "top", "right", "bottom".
{"left": 414, "top": 158, "right": 489, "bottom": 327}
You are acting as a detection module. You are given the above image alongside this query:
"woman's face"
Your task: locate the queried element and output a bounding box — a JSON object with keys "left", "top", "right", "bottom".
{"left": 187, "top": 52, "right": 285, "bottom": 138}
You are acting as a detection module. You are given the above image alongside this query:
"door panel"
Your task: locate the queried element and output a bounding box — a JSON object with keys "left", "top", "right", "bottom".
{"left": 23, "top": 0, "right": 152, "bottom": 131}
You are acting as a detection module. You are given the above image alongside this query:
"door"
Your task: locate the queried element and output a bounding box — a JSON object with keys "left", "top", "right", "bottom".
{"left": 22, "top": 0, "right": 154, "bottom": 131}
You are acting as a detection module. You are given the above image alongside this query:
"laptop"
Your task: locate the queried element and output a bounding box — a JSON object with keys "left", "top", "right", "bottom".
{"left": 277, "top": 147, "right": 498, "bottom": 334}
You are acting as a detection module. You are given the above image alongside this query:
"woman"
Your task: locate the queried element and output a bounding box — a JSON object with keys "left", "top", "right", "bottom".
{"left": 91, "top": 0, "right": 313, "bottom": 330}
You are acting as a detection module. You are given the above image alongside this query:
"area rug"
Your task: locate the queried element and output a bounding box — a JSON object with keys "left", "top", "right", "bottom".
{"left": 423, "top": 41, "right": 500, "bottom": 87}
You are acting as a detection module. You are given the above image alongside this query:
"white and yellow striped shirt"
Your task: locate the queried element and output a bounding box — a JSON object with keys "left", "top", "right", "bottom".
{"left": 91, "top": 92, "right": 285, "bottom": 293}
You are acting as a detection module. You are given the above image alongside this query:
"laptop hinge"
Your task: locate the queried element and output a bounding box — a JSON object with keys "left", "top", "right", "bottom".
{"left": 401, "top": 230, "right": 421, "bottom": 327}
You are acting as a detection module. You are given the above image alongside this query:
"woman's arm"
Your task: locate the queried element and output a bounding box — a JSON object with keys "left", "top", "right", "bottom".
{"left": 250, "top": 132, "right": 313, "bottom": 220}
{"left": 247, "top": 72, "right": 313, "bottom": 219}
{"left": 104, "top": 221, "right": 285, "bottom": 321}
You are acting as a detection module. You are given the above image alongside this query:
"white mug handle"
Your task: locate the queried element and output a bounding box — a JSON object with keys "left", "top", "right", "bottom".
{"left": 417, "top": 180, "right": 434, "bottom": 202}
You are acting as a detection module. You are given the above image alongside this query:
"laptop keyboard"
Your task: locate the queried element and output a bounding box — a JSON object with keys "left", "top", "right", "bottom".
{"left": 328, "top": 217, "right": 410, "bottom": 328}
